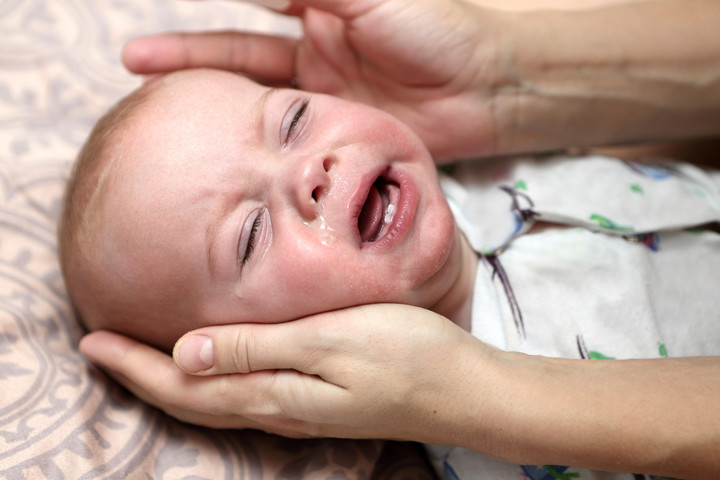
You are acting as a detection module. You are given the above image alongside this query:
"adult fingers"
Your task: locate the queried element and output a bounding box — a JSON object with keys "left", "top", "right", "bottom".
{"left": 80, "top": 331, "right": 260, "bottom": 419}
{"left": 193, "top": 0, "right": 305, "bottom": 16}
{"left": 289, "top": 0, "right": 382, "bottom": 19}
{"left": 80, "top": 331, "right": 342, "bottom": 436}
{"left": 122, "top": 31, "right": 297, "bottom": 80}
{"left": 173, "top": 308, "right": 369, "bottom": 377}
{"left": 80, "top": 331, "right": 217, "bottom": 411}
{"left": 200, "top": 0, "right": 374, "bottom": 20}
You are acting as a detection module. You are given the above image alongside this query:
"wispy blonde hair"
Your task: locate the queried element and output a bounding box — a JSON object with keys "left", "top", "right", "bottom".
{"left": 58, "top": 79, "right": 163, "bottom": 341}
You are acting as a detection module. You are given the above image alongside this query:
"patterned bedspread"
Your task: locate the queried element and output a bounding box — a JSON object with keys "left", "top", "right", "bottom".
{"left": 0, "top": 1, "right": 434, "bottom": 478}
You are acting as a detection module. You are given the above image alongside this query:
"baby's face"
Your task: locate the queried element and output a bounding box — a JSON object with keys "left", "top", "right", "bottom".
{"left": 98, "top": 69, "right": 463, "bottom": 347}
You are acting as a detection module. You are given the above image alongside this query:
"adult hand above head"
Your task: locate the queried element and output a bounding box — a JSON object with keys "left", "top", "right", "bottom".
{"left": 122, "top": 0, "right": 505, "bottom": 161}
{"left": 79, "top": 303, "right": 500, "bottom": 443}
{"left": 124, "top": 0, "right": 720, "bottom": 161}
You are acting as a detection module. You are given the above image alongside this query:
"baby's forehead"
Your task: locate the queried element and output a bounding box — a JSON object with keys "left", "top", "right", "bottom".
{"left": 103, "top": 69, "right": 272, "bottom": 206}
{"left": 151, "top": 69, "right": 261, "bottom": 104}
{"left": 102, "top": 70, "right": 264, "bottom": 204}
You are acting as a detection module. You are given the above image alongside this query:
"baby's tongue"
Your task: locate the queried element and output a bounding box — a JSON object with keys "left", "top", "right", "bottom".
{"left": 358, "top": 183, "right": 384, "bottom": 243}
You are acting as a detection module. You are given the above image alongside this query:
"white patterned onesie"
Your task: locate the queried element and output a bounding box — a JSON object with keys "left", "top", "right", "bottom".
{"left": 426, "top": 155, "right": 720, "bottom": 480}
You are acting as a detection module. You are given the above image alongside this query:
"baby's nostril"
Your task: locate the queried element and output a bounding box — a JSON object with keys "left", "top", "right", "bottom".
{"left": 312, "top": 188, "right": 319, "bottom": 201}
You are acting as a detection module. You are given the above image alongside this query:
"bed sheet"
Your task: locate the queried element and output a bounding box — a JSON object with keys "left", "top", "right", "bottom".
{"left": 0, "top": 1, "right": 436, "bottom": 478}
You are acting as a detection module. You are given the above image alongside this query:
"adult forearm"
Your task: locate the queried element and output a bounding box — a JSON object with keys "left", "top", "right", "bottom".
{"left": 484, "top": 0, "right": 720, "bottom": 156}
{"left": 460, "top": 351, "right": 720, "bottom": 479}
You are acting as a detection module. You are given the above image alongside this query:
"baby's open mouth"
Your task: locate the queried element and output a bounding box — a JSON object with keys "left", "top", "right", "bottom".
{"left": 358, "top": 177, "right": 400, "bottom": 243}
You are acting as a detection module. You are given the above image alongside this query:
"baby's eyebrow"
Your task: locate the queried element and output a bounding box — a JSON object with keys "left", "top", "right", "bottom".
{"left": 205, "top": 198, "right": 228, "bottom": 278}
{"left": 255, "top": 86, "right": 278, "bottom": 138}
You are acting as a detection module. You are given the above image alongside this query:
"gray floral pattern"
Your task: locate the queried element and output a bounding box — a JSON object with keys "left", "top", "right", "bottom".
{"left": 0, "top": 1, "right": 435, "bottom": 478}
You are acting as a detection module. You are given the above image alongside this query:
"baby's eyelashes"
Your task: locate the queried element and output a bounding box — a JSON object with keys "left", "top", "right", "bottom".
{"left": 238, "top": 208, "right": 267, "bottom": 267}
{"left": 282, "top": 98, "right": 310, "bottom": 149}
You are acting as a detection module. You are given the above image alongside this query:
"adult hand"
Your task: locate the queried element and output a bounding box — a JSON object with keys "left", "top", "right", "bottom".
{"left": 79, "top": 304, "right": 498, "bottom": 443}
{"left": 79, "top": 330, "right": 309, "bottom": 437}
{"left": 124, "top": 0, "right": 720, "bottom": 160}
{"left": 79, "top": 303, "right": 720, "bottom": 479}
{"left": 122, "top": 0, "right": 505, "bottom": 161}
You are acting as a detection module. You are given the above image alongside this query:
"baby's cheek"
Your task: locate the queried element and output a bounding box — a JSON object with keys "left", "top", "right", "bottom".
{"left": 273, "top": 242, "right": 367, "bottom": 309}
{"left": 290, "top": 244, "right": 346, "bottom": 287}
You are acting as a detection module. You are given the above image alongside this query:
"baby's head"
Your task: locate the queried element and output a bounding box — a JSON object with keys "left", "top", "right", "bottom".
{"left": 59, "top": 69, "right": 464, "bottom": 351}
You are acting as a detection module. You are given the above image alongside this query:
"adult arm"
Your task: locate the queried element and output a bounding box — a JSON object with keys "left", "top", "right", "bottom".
{"left": 490, "top": 0, "right": 720, "bottom": 157}
{"left": 122, "top": 0, "right": 720, "bottom": 161}
{"left": 80, "top": 304, "right": 720, "bottom": 479}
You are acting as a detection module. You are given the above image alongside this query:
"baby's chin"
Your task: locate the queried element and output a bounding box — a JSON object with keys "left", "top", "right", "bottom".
{"left": 421, "top": 224, "right": 476, "bottom": 332}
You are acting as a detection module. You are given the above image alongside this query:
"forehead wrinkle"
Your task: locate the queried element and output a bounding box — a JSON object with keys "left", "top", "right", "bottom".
{"left": 205, "top": 83, "right": 277, "bottom": 278}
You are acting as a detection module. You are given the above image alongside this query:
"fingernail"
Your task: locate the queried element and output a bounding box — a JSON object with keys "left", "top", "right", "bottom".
{"left": 175, "top": 335, "right": 214, "bottom": 372}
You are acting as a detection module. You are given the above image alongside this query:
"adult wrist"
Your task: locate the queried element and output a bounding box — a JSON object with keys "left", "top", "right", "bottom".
{"left": 485, "top": 0, "right": 720, "bottom": 156}
{"left": 408, "top": 336, "right": 522, "bottom": 453}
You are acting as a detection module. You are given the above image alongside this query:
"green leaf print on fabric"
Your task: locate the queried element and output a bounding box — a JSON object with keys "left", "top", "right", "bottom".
{"left": 692, "top": 186, "right": 708, "bottom": 199}
{"left": 629, "top": 183, "right": 644, "bottom": 194}
{"left": 544, "top": 465, "right": 581, "bottom": 479}
{"left": 589, "top": 214, "right": 634, "bottom": 231}
{"left": 588, "top": 351, "right": 616, "bottom": 360}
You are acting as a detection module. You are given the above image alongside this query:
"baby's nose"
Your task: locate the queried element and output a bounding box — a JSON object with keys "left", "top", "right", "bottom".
{"left": 294, "top": 153, "right": 335, "bottom": 220}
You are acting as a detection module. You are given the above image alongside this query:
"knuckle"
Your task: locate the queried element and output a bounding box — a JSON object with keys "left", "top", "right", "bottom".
{"left": 229, "top": 330, "right": 253, "bottom": 373}
{"left": 146, "top": 369, "right": 183, "bottom": 408}
{"left": 214, "top": 374, "right": 232, "bottom": 399}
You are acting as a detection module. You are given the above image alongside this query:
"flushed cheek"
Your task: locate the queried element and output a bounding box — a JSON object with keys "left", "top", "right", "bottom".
{"left": 283, "top": 239, "right": 359, "bottom": 288}
{"left": 266, "top": 239, "right": 396, "bottom": 310}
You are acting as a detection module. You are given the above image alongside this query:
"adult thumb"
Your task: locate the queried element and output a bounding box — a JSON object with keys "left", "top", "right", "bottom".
{"left": 173, "top": 319, "right": 326, "bottom": 375}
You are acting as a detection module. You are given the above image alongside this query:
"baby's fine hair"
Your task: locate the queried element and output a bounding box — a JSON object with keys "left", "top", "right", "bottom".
{"left": 58, "top": 79, "right": 161, "bottom": 339}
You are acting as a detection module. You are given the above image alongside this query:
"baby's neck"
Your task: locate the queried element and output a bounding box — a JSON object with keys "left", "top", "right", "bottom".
{"left": 431, "top": 232, "right": 477, "bottom": 332}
